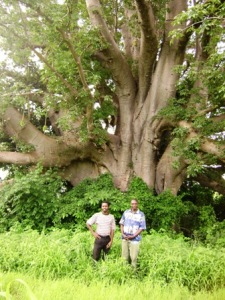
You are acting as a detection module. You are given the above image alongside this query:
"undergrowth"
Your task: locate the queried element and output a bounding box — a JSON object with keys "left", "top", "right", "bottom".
{"left": 0, "top": 229, "right": 224, "bottom": 293}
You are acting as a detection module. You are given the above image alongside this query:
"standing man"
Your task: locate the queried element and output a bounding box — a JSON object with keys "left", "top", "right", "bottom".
{"left": 86, "top": 201, "right": 116, "bottom": 261}
{"left": 119, "top": 199, "right": 146, "bottom": 268}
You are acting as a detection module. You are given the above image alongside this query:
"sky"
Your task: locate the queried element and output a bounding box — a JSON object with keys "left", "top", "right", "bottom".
{"left": 0, "top": 50, "right": 6, "bottom": 62}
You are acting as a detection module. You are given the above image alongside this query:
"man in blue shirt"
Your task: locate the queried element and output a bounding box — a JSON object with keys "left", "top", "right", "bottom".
{"left": 119, "top": 199, "right": 146, "bottom": 268}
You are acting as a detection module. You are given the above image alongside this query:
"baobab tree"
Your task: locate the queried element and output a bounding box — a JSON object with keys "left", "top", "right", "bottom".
{"left": 0, "top": 0, "right": 225, "bottom": 195}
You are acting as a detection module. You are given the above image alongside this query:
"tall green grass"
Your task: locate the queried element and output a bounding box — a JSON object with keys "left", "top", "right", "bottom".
{"left": 0, "top": 229, "right": 225, "bottom": 294}
{"left": 1, "top": 273, "right": 225, "bottom": 300}
{"left": 139, "top": 233, "right": 225, "bottom": 290}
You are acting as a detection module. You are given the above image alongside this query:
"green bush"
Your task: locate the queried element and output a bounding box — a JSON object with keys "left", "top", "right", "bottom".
{"left": 178, "top": 181, "right": 225, "bottom": 240}
{"left": 0, "top": 166, "right": 64, "bottom": 231}
{"left": 54, "top": 174, "right": 129, "bottom": 230}
{"left": 55, "top": 175, "right": 190, "bottom": 232}
{"left": 0, "top": 171, "right": 193, "bottom": 233}
{"left": 204, "top": 219, "right": 225, "bottom": 247}
{"left": 0, "top": 169, "right": 220, "bottom": 238}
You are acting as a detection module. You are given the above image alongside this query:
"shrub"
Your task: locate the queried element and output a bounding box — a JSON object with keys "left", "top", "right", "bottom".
{"left": 0, "top": 170, "right": 219, "bottom": 238}
{"left": 54, "top": 175, "right": 190, "bottom": 232}
{"left": 54, "top": 174, "right": 128, "bottom": 229}
{"left": 0, "top": 166, "right": 64, "bottom": 231}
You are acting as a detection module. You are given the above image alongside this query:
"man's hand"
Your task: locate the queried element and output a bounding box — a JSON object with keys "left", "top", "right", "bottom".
{"left": 127, "top": 235, "right": 135, "bottom": 240}
{"left": 122, "top": 233, "right": 135, "bottom": 240}
{"left": 122, "top": 233, "right": 128, "bottom": 240}
{"left": 106, "top": 240, "right": 112, "bottom": 248}
{"left": 93, "top": 232, "right": 101, "bottom": 239}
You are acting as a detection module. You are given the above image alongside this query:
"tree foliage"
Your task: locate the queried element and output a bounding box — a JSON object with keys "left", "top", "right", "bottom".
{"left": 0, "top": 0, "right": 225, "bottom": 195}
{"left": 0, "top": 169, "right": 222, "bottom": 239}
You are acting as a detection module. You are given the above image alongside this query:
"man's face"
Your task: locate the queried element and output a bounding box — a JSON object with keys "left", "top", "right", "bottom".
{"left": 131, "top": 200, "right": 138, "bottom": 211}
{"left": 101, "top": 202, "right": 109, "bottom": 213}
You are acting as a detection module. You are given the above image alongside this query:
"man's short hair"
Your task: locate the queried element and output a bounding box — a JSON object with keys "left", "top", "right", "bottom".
{"left": 131, "top": 199, "right": 138, "bottom": 203}
{"left": 101, "top": 200, "right": 110, "bottom": 206}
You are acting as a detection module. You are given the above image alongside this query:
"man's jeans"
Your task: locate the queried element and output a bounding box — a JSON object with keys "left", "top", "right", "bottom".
{"left": 93, "top": 235, "right": 111, "bottom": 261}
{"left": 122, "top": 239, "right": 140, "bottom": 267}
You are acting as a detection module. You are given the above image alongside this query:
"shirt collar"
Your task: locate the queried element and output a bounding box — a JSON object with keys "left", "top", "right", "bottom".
{"left": 128, "top": 209, "right": 140, "bottom": 214}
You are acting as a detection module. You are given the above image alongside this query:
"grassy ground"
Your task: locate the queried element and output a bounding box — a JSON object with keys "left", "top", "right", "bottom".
{"left": 0, "top": 229, "right": 225, "bottom": 299}
{"left": 1, "top": 272, "right": 225, "bottom": 300}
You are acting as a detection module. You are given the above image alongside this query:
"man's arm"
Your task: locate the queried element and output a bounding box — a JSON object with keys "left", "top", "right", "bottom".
{"left": 86, "top": 223, "right": 101, "bottom": 239}
{"left": 107, "top": 216, "right": 116, "bottom": 248}
{"left": 106, "top": 228, "right": 115, "bottom": 248}
{"left": 120, "top": 224, "right": 129, "bottom": 240}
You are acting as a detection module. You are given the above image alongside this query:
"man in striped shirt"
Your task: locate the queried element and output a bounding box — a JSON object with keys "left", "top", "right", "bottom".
{"left": 86, "top": 201, "right": 116, "bottom": 261}
{"left": 119, "top": 199, "right": 146, "bottom": 267}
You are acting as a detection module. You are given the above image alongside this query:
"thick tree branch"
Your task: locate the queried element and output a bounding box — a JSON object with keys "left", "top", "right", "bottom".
{"left": 143, "top": 0, "right": 189, "bottom": 115}
{"left": 166, "top": 0, "right": 188, "bottom": 40}
{"left": 85, "top": 0, "right": 136, "bottom": 93}
{"left": 194, "top": 106, "right": 218, "bottom": 118}
{"left": 135, "top": 0, "right": 158, "bottom": 102}
{"left": 86, "top": 0, "right": 137, "bottom": 189}
{"left": 1, "top": 106, "right": 102, "bottom": 167}
{"left": 3, "top": 107, "right": 57, "bottom": 150}
{"left": 179, "top": 120, "right": 225, "bottom": 161}
{"left": 136, "top": 0, "right": 190, "bottom": 186}
{"left": 211, "top": 113, "right": 225, "bottom": 123}
{"left": 195, "top": 169, "right": 225, "bottom": 195}
{"left": 121, "top": 9, "right": 139, "bottom": 61}
{"left": 156, "top": 143, "right": 187, "bottom": 195}
{"left": 86, "top": 0, "right": 122, "bottom": 55}
{"left": 0, "top": 151, "right": 37, "bottom": 165}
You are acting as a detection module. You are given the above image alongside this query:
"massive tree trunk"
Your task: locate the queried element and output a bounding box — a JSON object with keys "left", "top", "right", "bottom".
{"left": 84, "top": 0, "right": 189, "bottom": 192}
{"left": 0, "top": 0, "right": 225, "bottom": 195}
